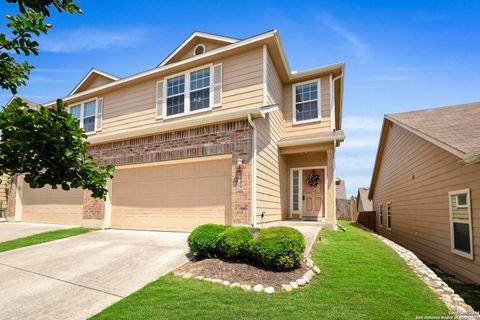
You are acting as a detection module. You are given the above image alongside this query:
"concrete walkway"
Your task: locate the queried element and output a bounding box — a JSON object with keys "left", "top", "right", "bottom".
{"left": 0, "top": 222, "right": 77, "bottom": 242}
{"left": 0, "top": 229, "right": 189, "bottom": 320}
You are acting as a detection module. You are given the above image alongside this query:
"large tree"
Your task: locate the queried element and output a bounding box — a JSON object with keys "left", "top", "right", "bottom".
{"left": 0, "top": 1, "right": 114, "bottom": 199}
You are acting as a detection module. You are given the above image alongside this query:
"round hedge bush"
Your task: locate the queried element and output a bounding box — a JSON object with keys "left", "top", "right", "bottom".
{"left": 187, "top": 224, "right": 229, "bottom": 257}
{"left": 217, "top": 226, "right": 253, "bottom": 258}
{"left": 252, "top": 226, "right": 306, "bottom": 270}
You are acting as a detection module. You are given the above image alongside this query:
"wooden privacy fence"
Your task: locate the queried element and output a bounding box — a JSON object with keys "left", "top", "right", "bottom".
{"left": 336, "top": 199, "right": 353, "bottom": 221}
{"left": 357, "top": 211, "right": 375, "bottom": 231}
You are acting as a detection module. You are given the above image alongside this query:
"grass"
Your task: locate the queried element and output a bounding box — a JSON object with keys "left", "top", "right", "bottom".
{"left": 0, "top": 228, "right": 92, "bottom": 252}
{"left": 91, "top": 222, "right": 448, "bottom": 320}
{"left": 426, "top": 263, "right": 480, "bottom": 312}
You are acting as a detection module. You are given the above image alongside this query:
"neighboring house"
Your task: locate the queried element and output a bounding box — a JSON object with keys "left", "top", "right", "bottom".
{"left": 356, "top": 187, "right": 372, "bottom": 213}
{"left": 335, "top": 178, "right": 347, "bottom": 200}
{"left": 369, "top": 102, "right": 480, "bottom": 283}
{"left": 355, "top": 187, "right": 374, "bottom": 229}
{"left": 7, "top": 30, "right": 345, "bottom": 232}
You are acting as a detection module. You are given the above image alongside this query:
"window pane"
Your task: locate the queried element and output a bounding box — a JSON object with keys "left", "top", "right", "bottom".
{"left": 70, "top": 105, "right": 81, "bottom": 119}
{"left": 292, "top": 170, "right": 299, "bottom": 211}
{"left": 167, "top": 95, "right": 185, "bottom": 116}
{"left": 295, "top": 101, "right": 318, "bottom": 121}
{"left": 190, "top": 68, "right": 210, "bottom": 91}
{"left": 451, "top": 194, "right": 469, "bottom": 221}
{"left": 84, "top": 101, "right": 96, "bottom": 117}
{"left": 190, "top": 88, "right": 210, "bottom": 111}
{"left": 83, "top": 116, "right": 95, "bottom": 132}
{"left": 167, "top": 75, "right": 185, "bottom": 97}
{"left": 453, "top": 222, "right": 471, "bottom": 253}
{"left": 295, "top": 82, "right": 317, "bottom": 103}
{"left": 457, "top": 194, "right": 467, "bottom": 206}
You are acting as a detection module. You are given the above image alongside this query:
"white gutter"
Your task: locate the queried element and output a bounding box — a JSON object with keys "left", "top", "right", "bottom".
{"left": 247, "top": 113, "right": 257, "bottom": 228}
{"left": 277, "top": 132, "right": 345, "bottom": 148}
{"left": 88, "top": 105, "right": 275, "bottom": 145}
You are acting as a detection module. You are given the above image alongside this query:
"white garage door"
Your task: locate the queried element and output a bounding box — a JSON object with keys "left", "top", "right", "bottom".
{"left": 111, "top": 157, "right": 232, "bottom": 232}
{"left": 22, "top": 183, "right": 83, "bottom": 225}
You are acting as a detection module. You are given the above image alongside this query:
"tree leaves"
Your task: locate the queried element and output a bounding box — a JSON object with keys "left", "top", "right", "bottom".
{"left": 1, "top": 0, "right": 82, "bottom": 94}
{"left": 0, "top": 98, "right": 114, "bottom": 199}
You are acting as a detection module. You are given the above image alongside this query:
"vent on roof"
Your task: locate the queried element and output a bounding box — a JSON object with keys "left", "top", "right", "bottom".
{"left": 193, "top": 44, "right": 206, "bottom": 56}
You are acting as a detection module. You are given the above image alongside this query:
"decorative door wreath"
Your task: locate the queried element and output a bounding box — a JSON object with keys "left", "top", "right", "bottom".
{"left": 307, "top": 170, "right": 320, "bottom": 188}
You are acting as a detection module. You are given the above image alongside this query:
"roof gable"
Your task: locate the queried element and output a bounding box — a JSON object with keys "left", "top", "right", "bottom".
{"left": 158, "top": 32, "right": 239, "bottom": 67}
{"left": 69, "top": 68, "right": 119, "bottom": 96}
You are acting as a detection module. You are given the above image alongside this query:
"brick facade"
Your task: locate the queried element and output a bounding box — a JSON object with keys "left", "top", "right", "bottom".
{"left": 7, "top": 175, "right": 16, "bottom": 218}
{"left": 86, "top": 120, "right": 253, "bottom": 225}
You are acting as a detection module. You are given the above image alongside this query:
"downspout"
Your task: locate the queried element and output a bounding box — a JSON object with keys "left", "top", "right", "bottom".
{"left": 247, "top": 113, "right": 257, "bottom": 228}
{"left": 330, "top": 72, "right": 343, "bottom": 226}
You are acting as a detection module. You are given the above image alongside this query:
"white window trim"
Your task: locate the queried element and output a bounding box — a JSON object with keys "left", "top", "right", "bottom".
{"left": 292, "top": 79, "right": 322, "bottom": 125}
{"left": 193, "top": 43, "right": 206, "bottom": 56}
{"left": 379, "top": 203, "right": 383, "bottom": 228}
{"left": 386, "top": 202, "right": 392, "bottom": 230}
{"left": 160, "top": 63, "right": 214, "bottom": 120}
{"left": 68, "top": 97, "right": 98, "bottom": 135}
{"left": 448, "top": 189, "right": 474, "bottom": 260}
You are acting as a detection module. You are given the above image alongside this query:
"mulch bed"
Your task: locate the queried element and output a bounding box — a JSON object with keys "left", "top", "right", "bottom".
{"left": 175, "top": 257, "right": 309, "bottom": 290}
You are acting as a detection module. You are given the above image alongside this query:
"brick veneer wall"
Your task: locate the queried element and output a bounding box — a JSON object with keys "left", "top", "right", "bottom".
{"left": 86, "top": 120, "right": 253, "bottom": 225}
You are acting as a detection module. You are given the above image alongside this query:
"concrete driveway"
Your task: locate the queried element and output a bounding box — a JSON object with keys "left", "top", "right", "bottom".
{"left": 0, "top": 222, "right": 77, "bottom": 242}
{"left": 0, "top": 229, "right": 189, "bottom": 320}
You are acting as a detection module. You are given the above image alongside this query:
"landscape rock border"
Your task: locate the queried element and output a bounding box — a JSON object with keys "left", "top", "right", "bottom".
{"left": 363, "top": 226, "right": 478, "bottom": 318}
{"left": 173, "top": 257, "right": 321, "bottom": 294}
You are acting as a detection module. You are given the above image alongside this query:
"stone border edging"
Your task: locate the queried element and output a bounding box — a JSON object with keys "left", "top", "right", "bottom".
{"left": 357, "top": 224, "right": 478, "bottom": 318}
{"left": 173, "top": 257, "right": 321, "bottom": 294}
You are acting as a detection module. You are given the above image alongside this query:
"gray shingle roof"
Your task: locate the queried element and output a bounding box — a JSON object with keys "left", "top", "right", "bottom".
{"left": 387, "top": 102, "right": 480, "bottom": 158}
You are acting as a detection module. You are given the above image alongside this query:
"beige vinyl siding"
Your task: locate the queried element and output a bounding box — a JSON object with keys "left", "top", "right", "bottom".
{"left": 98, "top": 48, "right": 264, "bottom": 136}
{"left": 75, "top": 74, "right": 115, "bottom": 94}
{"left": 266, "top": 52, "right": 282, "bottom": 106}
{"left": 175, "top": 40, "right": 228, "bottom": 63}
{"left": 283, "top": 76, "right": 331, "bottom": 138}
{"left": 22, "top": 184, "right": 83, "bottom": 225}
{"left": 255, "top": 108, "right": 287, "bottom": 225}
{"left": 373, "top": 122, "right": 480, "bottom": 283}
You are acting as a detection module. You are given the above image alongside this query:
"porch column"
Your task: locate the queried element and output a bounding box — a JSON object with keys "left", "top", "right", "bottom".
{"left": 326, "top": 148, "right": 336, "bottom": 224}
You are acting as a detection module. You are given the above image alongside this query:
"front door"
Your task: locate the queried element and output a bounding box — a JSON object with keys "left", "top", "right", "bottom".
{"left": 302, "top": 169, "right": 324, "bottom": 220}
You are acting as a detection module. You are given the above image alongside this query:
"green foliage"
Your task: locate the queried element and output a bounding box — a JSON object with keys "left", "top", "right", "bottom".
{"left": 187, "top": 224, "right": 228, "bottom": 257}
{"left": 217, "top": 226, "right": 253, "bottom": 258}
{"left": 0, "top": 227, "right": 91, "bottom": 252}
{"left": 0, "top": 98, "right": 114, "bottom": 198}
{"left": 252, "top": 226, "right": 305, "bottom": 270}
{"left": 1, "top": 0, "right": 82, "bottom": 93}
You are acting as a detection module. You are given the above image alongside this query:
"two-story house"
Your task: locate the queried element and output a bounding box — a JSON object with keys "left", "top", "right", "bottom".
{"left": 7, "top": 30, "right": 345, "bottom": 232}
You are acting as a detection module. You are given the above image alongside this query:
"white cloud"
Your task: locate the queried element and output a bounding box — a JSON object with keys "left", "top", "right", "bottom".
{"left": 336, "top": 115, "right": 383, "bottom": 196}
{"left": 319, "top": 13, "right": 368, "bottom": 58}
{"left": 40, "top": 27, "right": 150, "bottom": 53}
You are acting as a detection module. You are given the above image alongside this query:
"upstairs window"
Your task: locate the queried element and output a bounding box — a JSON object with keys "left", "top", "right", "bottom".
{"left": 293, "top": 80, "right": 321, "bottom": 124}
{"left": 449, "top": 189, "right": 473, "bottom": 259}
{"left": 190, "top": 67, "right": 210, "bottom": 111}
{"left": 69, "top": 99, "right": 97, "bottom": 134}
{"left": 166, "top": 75, "right": 185, "bottom": 116}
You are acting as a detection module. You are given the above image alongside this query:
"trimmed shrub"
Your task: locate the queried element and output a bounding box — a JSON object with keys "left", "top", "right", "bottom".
{"left": 218, "top": 226, "right": 253, "bottom": 258}
{"left": 252, "top": 226, "right": 306, "bottom": 270}
{"left": 187, "top": 224, "right": 228, "bottom": 257}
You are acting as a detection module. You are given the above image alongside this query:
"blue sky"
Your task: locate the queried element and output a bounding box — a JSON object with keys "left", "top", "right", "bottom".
{"left": 1, "top": 0, "right": 479, "bottom": 196}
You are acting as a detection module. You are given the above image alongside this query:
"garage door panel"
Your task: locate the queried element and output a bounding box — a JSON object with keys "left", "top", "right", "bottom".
{"left": 111, "top": 158, "right": 231, "bottom": 232}
{"left": 22, "top": 184, "right": 83, "bottom": 225}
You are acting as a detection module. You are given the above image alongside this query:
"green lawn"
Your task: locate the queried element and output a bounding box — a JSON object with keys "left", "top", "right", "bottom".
{"left": 91, "top": 222, "right": 448, "bottom": 320}
{"left": 0, "top": 228, "right": 92, "bottom": 252}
